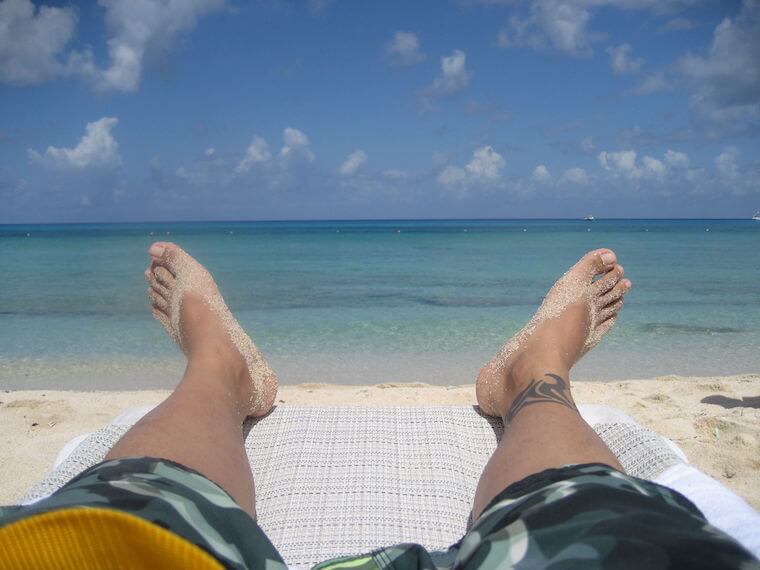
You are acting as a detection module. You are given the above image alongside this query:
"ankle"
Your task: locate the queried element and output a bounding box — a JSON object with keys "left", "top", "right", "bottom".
{"left": 507, "top": 353, "right": 569, "bottom": 391}
{"left": 502, "top": 371, "right": 575, "bottom": 424}
{"left": 187, "top": 345, "right": 243, "bottom": 382}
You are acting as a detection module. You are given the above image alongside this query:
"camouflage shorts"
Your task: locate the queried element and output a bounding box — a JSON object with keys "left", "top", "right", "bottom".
{"left": 0, "top": 458, "right": 756, "bottom": 569}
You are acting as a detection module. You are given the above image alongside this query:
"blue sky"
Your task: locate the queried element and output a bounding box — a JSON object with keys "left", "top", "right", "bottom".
{"left": 1, "top": 0, "right": 759, "bottom": 222}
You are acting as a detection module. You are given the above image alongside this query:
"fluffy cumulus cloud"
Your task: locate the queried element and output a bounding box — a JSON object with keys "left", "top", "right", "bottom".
{"left": 88, "top": 0, "right": 226, "bottom": 92}
{"left": 0, "top": 0, "right": 225, "bottom": 92}
{"left": 0, "top": 0, "right": 77, "bottom": 85}
{"left": 598, "top": 147, "right": 692, "bottom": 181}
{"left": 236, "top": 136, "right": 272, "bottom": 173}
{"left": 279, "top": 127, "right": 315, "bottom": 162}
{"left": 533, "top": 164, "right": 552, "bottom": 182}
{"left": 677, "top": 0, "right": 760, "bottom": 122}
{"left": 497, "top": 1, "right": 594, "bottom": 57}
{"left": 28, "top": 117, "right": 120, "bottom": 169}
{"left": 437, "top": 145, "right": 505, "bottom": 193}
{"left": 339, "top": 149, "right": 368, "bottom": 176}
{"left": 664, "top": 149, "right": 689, "bottom": 168}
{"left": 384, "top": 31, "right": 425, "bottom": 66}
{"left": 560, "top": 167, "right": 588, "bottom": 184}
{"left": 598, "top": 149, "right": 638, "bottom": 174}
{"left": 466, "top": 146, "right": 505, "bottom": 180}
{"left": 641, "top": 155, "right": 666, "bottom": 178}
{"left": 607, "top": 43, "right": 644, "bottom": 74}
{"left": 425, "top": 49, "right": 470, "bottom": 98}
{"left": 493, "top": 0, "right": 708, "bottom": 58}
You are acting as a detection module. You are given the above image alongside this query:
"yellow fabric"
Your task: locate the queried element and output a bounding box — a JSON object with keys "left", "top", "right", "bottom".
{"left": 0, "top": 507, "right": 223, "bottom": 569}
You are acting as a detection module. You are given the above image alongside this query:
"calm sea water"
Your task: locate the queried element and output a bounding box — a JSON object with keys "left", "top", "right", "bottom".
{"left": 1, "top": 219, "right": 758, "bottom": 389}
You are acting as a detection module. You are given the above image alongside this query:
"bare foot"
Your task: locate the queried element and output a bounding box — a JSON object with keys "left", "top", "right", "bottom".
{"left": 476, "top": 249, "right": 631, "bottom": 419}
{"left": 144, "top": 242, "right": 277, "bottom": 417}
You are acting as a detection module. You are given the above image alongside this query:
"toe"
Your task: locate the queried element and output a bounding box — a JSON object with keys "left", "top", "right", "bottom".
{"left": 148, "top": 287, "right": 168, "bottom": 311}
{"left": 145, "top": 265, "right": 171, "bottom": 297}
{"left": 150, "top": 279, "right": 170, "bottom": 299}
{"left": 152, "top": 265, "right": 175, "bottom": 287}
{"left": 593, "top": 264, "right": 624, "bottom": 296}
{"left": 597, "top": 298, "right": 623, "bottom": 322}
{"left": 149, "top": 242, "right": 181, "bottom": 275}
{"left": 599, "top": 278, "right": 632, "bottom": 307}
{"left": 572, "top": 248, "right": 617, "bottom": 279}
{"left": 151, "top": 306, "right": 172, "bottom": 331}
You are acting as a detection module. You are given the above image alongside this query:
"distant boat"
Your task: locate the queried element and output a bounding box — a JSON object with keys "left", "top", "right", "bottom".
{"left": 753, "top": 210, "right": 760, "bottom": 221}
{"left": 583, "top": 214, "right": 595, "bottom": 221}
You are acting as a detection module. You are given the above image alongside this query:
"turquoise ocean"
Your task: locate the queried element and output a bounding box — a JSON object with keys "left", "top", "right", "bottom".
{"left": 1, "top": 219, "right": 758, "bottom": 390}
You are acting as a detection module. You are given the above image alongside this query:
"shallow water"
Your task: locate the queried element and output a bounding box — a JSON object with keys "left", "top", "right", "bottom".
{"left": 1, "top": 219, "right": 758, "bottom": 388}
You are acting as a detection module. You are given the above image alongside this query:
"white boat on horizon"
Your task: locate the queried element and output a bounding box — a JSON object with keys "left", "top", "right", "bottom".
{"left": 753, "top": 210, "right": 760, "bottom": 221}
{"left": 583, "top": 214, "right": 595, "bottom": 221}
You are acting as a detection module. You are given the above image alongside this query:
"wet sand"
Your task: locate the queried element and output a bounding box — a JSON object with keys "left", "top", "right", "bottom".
{"left": 1, "top": 374, "right": 758, "bottom": 510}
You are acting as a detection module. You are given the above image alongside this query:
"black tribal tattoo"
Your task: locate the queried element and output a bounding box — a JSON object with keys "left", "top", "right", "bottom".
{"left": 505, "top": 373, "right": 577, "bottom": 423}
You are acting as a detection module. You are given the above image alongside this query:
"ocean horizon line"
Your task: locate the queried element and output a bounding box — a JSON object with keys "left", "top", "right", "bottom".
{"left": 1, "top": 217, "right": 758, "bottom": 228}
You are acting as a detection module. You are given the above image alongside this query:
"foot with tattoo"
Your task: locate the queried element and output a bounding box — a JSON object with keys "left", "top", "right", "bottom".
{"left": 476, "top": 249, "right": 631, "bottom": 422}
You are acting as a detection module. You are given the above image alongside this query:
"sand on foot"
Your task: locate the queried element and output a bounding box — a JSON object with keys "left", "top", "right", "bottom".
{"left": 0, "top": 374, "right": 758, "bottom": 510}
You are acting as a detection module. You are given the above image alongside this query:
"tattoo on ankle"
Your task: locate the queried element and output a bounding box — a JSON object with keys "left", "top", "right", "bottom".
{"left": 505, "top": 373, "right": 577, "bottom": 423}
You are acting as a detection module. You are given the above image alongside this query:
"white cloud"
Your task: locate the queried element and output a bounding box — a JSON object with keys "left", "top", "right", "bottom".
{"left": 497, "top": 1, "right": 594, "bottom": 57}
{"left": 642, "top": 155, "right": 666, "bottom": 178}
{"left": 426, "top": 49, "right": 470, "bottom": 97}
{"left": 283, "top": 128, "right": 308, "bottom": 147}
{"left": 0, "top": 0, "right": 77, "bottom": 85}
{"left": 561, "top": 167, "right": 588, "bottom": 184}
{"left": 597, "top": 148, "right": 692, "bottom": 182}
{"left": 28, "top": 117, "right": 120, "bottom": 169}
{"left": 339, "top": 149, "right": 368, "bottom": 176}
{"left": 533, "top": 164, "right": 552, "bottom": 182}
{"left": 88, "top": 0, "right": 225, "bottom": 92}
{"left": 0, "top": 0, "right": 224, "bottom": 92}
{"left": 236, "top": 136, "right": 271, "bottom": 173}
{"left": 598, "top": 149, "right": 638, "bottom": 174}
{"left": 437, "top": 145, "right": 505, "bottom": 191}
{"left": 437, "top": 165, "right": 467, "bottom": 187}
{"left": 678, "top": 0, "right": 760, "bottom": 122}
{"left": 385, "top": 31, "right": 425, "bottom": 66}
{"left": 465, "top": 146, "right": 505, "bottom": 181}
{"left": 204, "top": 147, "right": 216, "bottom": 157}
{"left": 664, "top": 149, "right": 689, "bottom": 168}
{"left": 280, "top": 128, "right": 315, "bottom": 162}
{"left": 607, "top": 43, "right": 644, "bottom": 74}
{"left": 715, "top": 147, "right": 739, "bottom": 178}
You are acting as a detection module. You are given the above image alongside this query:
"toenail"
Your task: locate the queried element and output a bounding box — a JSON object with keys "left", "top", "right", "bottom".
{"left": 623, "top": 279, "right": 631, "bottom": 288}
{"left": 600, "top": 251, "right": 615, "bottom": 266}
{"left": 149, "top": 244, "right": 165, "bottom": 257}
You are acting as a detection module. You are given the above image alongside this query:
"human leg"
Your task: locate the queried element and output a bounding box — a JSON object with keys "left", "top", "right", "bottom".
{"left": 105, "top": 242, "right": 278, "bottom": 516}
{"left": 472, "top": 249, "right": 630, "bottom": 519}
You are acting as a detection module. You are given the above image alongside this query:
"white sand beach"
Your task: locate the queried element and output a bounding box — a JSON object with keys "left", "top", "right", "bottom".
{"left": 1, "top": 374, "right": 758, "bottom": 510}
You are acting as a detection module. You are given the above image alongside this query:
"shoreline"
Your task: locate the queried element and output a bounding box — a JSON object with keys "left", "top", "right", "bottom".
{"left": 1, "top": 374, "right": 758, "bottom": 510}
